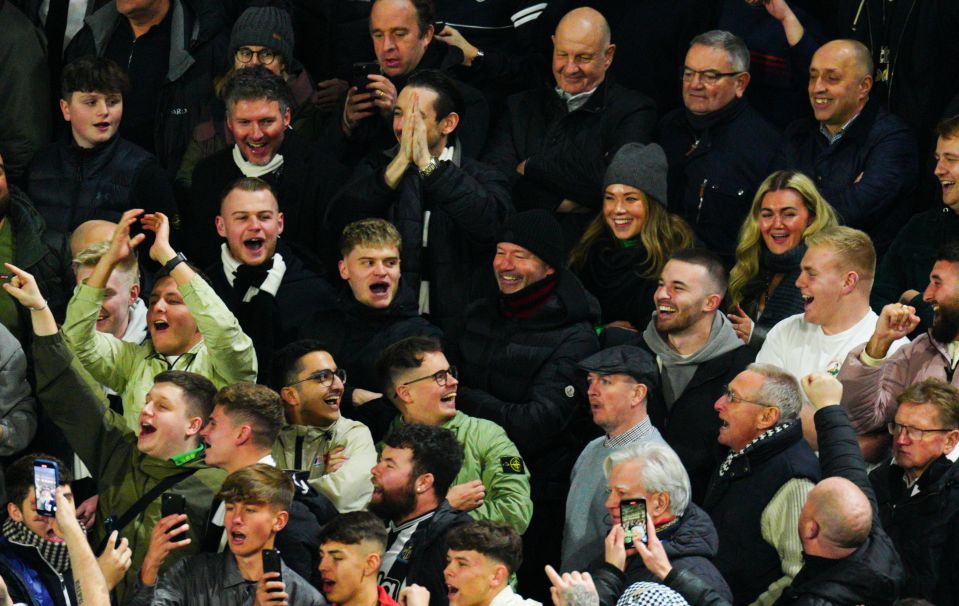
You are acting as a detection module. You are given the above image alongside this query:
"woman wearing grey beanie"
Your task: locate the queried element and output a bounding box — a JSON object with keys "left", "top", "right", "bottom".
{"left": 569, "top": 143, "right": 694, "bottom": 331}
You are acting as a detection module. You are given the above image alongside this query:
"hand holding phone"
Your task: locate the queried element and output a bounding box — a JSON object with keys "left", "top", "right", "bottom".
{"left": 619, "top": 498, "right": 647, "bottom": 549}
{"left": 262, "top": 549, "right": 283, "bottom": 590}
{"left": 33, "top": 459, "right": 59, "bottom": 517}
{"left": 350, "top": 62, "right": 381, "bottom": 90}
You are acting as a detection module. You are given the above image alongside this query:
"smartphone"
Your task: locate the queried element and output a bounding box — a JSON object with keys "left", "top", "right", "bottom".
{"left": 161, "top": 492, "right": 186, "bottom": 533}
{"left": 33, "top": 459, "right": 59, "bottom": 518}
{"left": 620, "top": 498, "right": 647, "bottom": 549}
{"left": 262, "top": 549, "right": 283, "bottom": 590}
{"left": 351, "top": 61, "right": 380, "bottom": 90}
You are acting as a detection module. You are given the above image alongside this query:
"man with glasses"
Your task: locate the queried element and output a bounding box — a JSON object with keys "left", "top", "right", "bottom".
{"left": 778, "top": 39, "right": 917, "bottom": 256}
{"left": 866, "top": 379, "right": 959, "bottom": 602}
{"left": 705, "top": 363, "right": 820, "bottom": 605}
{"left": 186, "top": 66, "right": 347, "bottom": 269}
{"left": 375, "top": 336, "right": 532, "bottom": 533}
{"left": 271, "top": 339, "right": 377, "bottom": 513}
{"left": 655, "top": 29, "right": 781, "bottom": 263}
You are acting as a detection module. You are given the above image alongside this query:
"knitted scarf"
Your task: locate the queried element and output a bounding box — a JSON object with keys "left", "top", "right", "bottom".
{"left": 2, "top": 517, "right": 71, "bottom": 573}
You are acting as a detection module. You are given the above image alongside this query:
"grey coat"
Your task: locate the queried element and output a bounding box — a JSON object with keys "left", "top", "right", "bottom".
{"left": 0, "top": 321, "right": 37, "bottom": 503}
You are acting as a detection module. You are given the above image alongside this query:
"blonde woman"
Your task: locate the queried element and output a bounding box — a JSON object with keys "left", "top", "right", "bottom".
{"left": 569, "top": 143, "right": 694, "bottom": 330}
{"left": 726, "top": 170, "right": 839, "bottom": 348}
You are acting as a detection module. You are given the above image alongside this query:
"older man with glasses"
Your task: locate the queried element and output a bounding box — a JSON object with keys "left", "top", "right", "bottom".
{"left": 868, "top": 379, "right": 959, "bottom": 603}
{"left": 374, "top": 336, "right": 532, "bottom": 534}
{"left": 704, "top": 363, "right": 821, "bottom": 605}
{"left": 655, "top": 29, "right": 782, "bottom": 264}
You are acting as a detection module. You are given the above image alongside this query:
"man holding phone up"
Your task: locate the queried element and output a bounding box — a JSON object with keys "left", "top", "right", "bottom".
{"left": 587, "top": 441, "right": 732, "bottom": 605}
{"left": 128, "top": 465, "right": 323, "bottom": 606}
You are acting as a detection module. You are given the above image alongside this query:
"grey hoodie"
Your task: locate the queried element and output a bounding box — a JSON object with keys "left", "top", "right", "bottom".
{"left": 643, "top": 312, "right": 743, "bottom": 406}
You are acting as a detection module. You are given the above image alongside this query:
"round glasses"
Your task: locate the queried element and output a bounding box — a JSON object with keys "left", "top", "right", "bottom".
{"left": 236, "top": 47, "right": 279, "bottom": 65}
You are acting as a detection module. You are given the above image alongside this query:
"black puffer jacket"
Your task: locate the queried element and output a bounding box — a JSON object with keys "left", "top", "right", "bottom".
{"left": 870, "top": 455, "right": 959, "bottom": 602}
{"left": 327, "top": 146, "right": 512, "bottom": 328}
{"left": 65, "top": 0, "right": 230, "bottom": 174}
{"left": 483, "top": 76, "right": 658, "bottom": 215}
{"left": 187, "top": 130, "right": 349, "bottom": 271}
{"left": 778, "top": 98, "right": 918, "bottom": 255}
{"left": 590, "top": 503, "right": 733, "bottom": 606}
{"left": 449, "top": 270, "right": 600, "bottom": 502}
{"left": 656, "top": 99, "right": 781, "bottom": 263}
{"left": 660, "top": 407, "right": 904, "bottom": 606}
{"left": 207, "top": 244, "right": 339, "bottom": 386}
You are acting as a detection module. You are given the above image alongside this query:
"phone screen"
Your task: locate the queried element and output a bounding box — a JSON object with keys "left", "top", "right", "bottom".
{"left": 34, "top": 461, "right": 59, "bottom": 517}
{"left": 620, "top": 498, "right": 647, "bottom": 548}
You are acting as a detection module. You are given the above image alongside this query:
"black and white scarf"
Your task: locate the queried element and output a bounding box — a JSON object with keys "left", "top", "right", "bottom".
{"left": 2, "top": 517, "right": 72, "bottom": 573}
{"left": 718, "top": 421, "right": 795, "bottom": 478}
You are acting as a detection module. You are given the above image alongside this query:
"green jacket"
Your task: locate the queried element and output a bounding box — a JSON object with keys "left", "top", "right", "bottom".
{"left": 63, "top": 274, "right": 257, "bottom": 431}
{"left": 382, "top": 412, "right": 533, "bottom": 533}
{"left": 33, "top": 333, "right": 226, "bottom": 602}
{"left": 272, "top": 418, "right": 377, "bottom": 512}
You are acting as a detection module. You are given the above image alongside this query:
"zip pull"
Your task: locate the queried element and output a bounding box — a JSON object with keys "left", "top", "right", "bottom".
{"left": 696, "top": 178, "right": 708, "bottom": 224}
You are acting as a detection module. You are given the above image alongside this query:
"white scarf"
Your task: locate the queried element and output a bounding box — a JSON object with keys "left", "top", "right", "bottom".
{"left": 232, "top": 144, "right": 284, "bottom": 177}
{"left": 220, "top": 244, "right": 287, "bottom": 302}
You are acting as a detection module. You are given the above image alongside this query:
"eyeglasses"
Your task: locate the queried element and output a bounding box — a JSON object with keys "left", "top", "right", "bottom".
{"left": 722, "top": 384, "right": 771, "bottom": 407}
{"left": 887, "top": 422, "right": 954, "bottom": 441}
{"left": 235, "top": 47, "right": 278, "bottom": 65}
{"left": 287, "top": 368, "right": 347, "bottom": 388}
{"left": 403, "top": 366, "right": 458, "bottom": 387}
{"left": 680, "top": 67, "right": 745, "bottom": 85}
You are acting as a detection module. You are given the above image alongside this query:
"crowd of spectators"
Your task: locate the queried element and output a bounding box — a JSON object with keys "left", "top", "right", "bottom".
{"left": 0, "top": 0, "right": 958, "bottom": 604}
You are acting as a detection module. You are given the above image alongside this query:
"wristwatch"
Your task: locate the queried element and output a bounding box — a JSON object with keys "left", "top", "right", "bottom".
{"left": 163, "top": 252, "right": 188, "bottom": 274}
{"left": 419, "top": 156, "right": 439, "bottom": 178}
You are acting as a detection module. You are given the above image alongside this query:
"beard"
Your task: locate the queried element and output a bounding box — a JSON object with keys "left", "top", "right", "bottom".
{"left": 367, "top": 478, "right": 417, "bottom": 523}
{"left": 931, "top": 301, "right": 959, "bottom": 344}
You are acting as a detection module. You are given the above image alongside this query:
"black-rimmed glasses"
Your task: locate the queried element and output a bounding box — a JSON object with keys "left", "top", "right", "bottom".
{"left": 287, "top": 368, "right": 347, "bottom": 388}
{"left": 235, "top": 47, "right": 278, "bottom": 65}
{"left": 402, "top": 366, "right": 458, "bottom": 387}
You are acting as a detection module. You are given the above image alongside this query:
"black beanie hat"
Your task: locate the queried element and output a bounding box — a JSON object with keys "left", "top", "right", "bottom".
{"left": 498, "top": 210, "right": 565, "bottom": 269}
{"left": 603, "top": 143, "right": 669, "bottom": 207}
{"left": 230, "top": 7, "right": 295, "bottom": 68}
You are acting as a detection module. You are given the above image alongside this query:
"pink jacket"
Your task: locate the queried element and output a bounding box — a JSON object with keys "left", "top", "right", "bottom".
{"left": 838, "top": 333, "right": 955, "bottom": 433}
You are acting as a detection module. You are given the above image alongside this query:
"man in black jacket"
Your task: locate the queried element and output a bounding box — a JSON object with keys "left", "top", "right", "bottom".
{"left": 188, "top": 67, "right": 348, "bottom": 271}
{"left": 308, "top": 218, "right": 442, "bottom": 440}
{"left": 448, "top": 209, "right": 600, "bottom": 600}
{"left": 869, "top": 379, "right": 959, "bottom": 603}
{"left": 370, "top": 423, "right": 472, "bottom": 606}
{"left": 655, "top": 30, "right": 781, "bottom": 264}
{"left": 778, "top": 39, "right": 918, "bottom": 256}
{"left": 641, "top": 249, "right": 755, "bottom": 503}
{"left": 482, "top": 6, "right": 656, "bottom": 251}
{"left": 635, "top": 372, "right": 905, "bottom": 606}
{"left": 207, "top": 177, "right": 337, "bottom": 386}
{"left": 64, "top": 0, "right": 229, "bottom": 174}
{"left": 329, "top": 70, "right": 511, "bottom": 330}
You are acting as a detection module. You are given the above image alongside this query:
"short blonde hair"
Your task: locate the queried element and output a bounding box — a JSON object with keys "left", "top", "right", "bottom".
{"left": 73, "top": 241, "right": 139, "bottom": 290}
{"left": 339, "top": 218, "right": 401, "bottom": 258}
{"left": 805, "top": 226, "right": 875, "bottom": 284}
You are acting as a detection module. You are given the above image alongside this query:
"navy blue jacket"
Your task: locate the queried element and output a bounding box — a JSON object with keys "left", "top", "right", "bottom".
{"left": 0, "top": 537, "right": 75, "bottom": 606}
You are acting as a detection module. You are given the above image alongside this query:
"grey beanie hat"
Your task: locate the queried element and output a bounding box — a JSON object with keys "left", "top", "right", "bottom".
{"left": 603, "top": 143, "right": 669, "bottom": 207}
{"left": 230, "top": 7, "right": 295, "bottom": 68}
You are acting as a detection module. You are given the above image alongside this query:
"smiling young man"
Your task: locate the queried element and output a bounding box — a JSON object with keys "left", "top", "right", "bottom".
{"left": 757, "top": 226, "right": 909, "bottom": 450}
{"left": 62, "top": 208, "right": 257, "bottom": 433}
{"left": 272, "top": 340, "right": 377, "bottom": 513}
{"left": 444, "top": 521, "right": 539, "bottom": 606}
{"left": 561, "top": 346, "right": 663, "bottom": 573}
{"left": 317, "top": 511, "right": 397, "bottom": 606}
{"left": 8, "top": 258, "right": 226, "bottom": 601}
{"left": 208, "top": 177, "right": 336, "bottom": 386}
{"left": 132, "top": 464, "right": 323, "bottom": 606}
{"left": 376, "top": 337, "right": 532, "bottom": 533}
{"left": 641, "top": 249, "right": 754, "bottom": 504}
{"left": 26, "top": 55, "right": 178, "bottom": 283}
{"left": 186, "top": 66, "right": 347, "bottom": 269}
{"left": 307, "top": 219, "right": 441, "bottom": 439}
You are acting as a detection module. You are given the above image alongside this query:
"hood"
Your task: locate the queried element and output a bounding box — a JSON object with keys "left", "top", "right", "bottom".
{"left": 662, "top": 503, "right": 720, "bottom": 560}
{"left": 643, "top": 312, "right": 742, "bottom": 366}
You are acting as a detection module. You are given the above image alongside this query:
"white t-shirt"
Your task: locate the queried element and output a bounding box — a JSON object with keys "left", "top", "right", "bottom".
{"left": 757, "top": 310, "right": 909, "bottom": 379}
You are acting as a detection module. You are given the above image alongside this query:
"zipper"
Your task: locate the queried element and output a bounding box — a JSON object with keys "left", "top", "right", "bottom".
{"left": 696, "top": 178, "right": 708, "bottom": 224}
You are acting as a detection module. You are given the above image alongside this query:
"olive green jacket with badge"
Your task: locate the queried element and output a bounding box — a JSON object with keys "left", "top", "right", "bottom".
{"left": 381, "top": 412, "right": 533, "bottom": 533}
{"left": 63, "top": 274, "right": 257, "bottom": 431}
{"left": 33, "top": 333, "right": 226, "bottom": 602}
{"left": 272, "top": 418, "right": 376, "bottom": 512}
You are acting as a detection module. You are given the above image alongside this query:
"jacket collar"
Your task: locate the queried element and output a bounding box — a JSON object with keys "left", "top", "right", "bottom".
{"left": 719, "top": 420, "right": 804, "bottom": 479}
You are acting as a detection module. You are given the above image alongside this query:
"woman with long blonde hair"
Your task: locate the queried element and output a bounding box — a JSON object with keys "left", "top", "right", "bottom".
{"left": 726, "top": 170, "right": 839, "bottom": 348}
{"left": 569, "top": 143, "right": 694, "bottom": 330}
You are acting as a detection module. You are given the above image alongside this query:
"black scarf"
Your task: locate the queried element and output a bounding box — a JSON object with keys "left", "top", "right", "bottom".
{"left": 233, "top": 257, "right": 274, "bottom": 298}
{"left": 498, "top": 274, "right": 559, "bottom": 319}
{"left": 684, "top": 96, "right": 745, "bottom": 133}
{"left": 581, "top": 234, "right": 656, "bottom": 326}
{"left": 761, "top": 243, "right": 806, "bottom": 274}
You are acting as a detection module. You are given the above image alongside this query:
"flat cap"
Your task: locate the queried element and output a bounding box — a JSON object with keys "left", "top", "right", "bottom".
{"left": 578, "top": 346, "right": 658, "bottom": 384}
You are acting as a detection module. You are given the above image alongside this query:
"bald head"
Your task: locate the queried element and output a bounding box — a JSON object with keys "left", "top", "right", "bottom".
{"left": 814, "top": 39, "right": 873, "bottom": 79}
{"left": 70, "top": 220, "right": 118, "bottom": 258}
{"left": 807, "top": 477, "right": 872, "bottom": 548}
{"left": 551, "top": 7, "right": 614, "bottom": 95}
